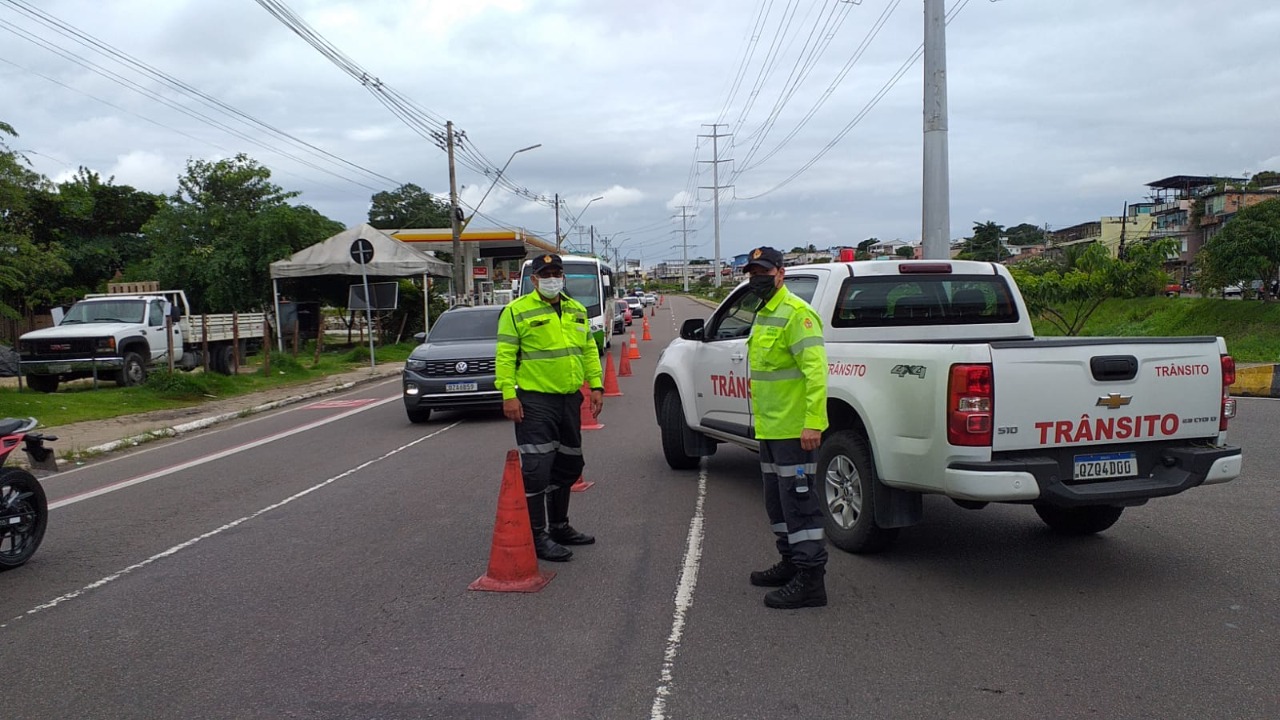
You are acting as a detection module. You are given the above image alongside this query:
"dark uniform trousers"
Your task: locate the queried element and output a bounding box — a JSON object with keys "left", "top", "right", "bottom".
{"left": 514, "top": 389, "right": 585, "bottom": 529}
{"left": 760, "top": 438, "right": 828, "bottom": 568}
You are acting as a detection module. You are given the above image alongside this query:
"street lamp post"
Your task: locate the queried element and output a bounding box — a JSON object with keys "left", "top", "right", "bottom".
{"left": 460, "top": 143, "right": 541, "bottom": 233}
{"left": 560, "top": 195, "right": 604, "bottom": 251}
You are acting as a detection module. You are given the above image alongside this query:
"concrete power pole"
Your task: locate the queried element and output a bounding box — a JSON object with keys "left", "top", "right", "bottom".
{"left": 675, "top": 205, "right": 696, "bottom": 292}
{"left": 435, "top": 120, "right": 467, "bottom": 303}
{"left": 699, "top": 124, "right": 732, "bottom": 287}
{"left": 922, "top": 0, "right": 951, "bottom": 260}
{"left": 590, "top": 225, "right": 595, "bottom": 256}
{"left": 554, "top": 193, "right": 562, "bottom": 251}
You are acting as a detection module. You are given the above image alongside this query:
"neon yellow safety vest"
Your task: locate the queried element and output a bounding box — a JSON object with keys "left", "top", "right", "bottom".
{"left": 747, "top": 285, "right": 829, "bottom": 439}
{"left": 496, "top": 291, "right": 603, "bottom": 399}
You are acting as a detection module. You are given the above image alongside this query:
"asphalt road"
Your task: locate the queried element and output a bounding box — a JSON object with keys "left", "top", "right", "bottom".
{"left": 1, "top": 296, "right": 1277, "bottom": 720}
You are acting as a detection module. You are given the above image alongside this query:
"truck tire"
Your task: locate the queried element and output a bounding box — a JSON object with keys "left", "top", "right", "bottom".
{"left": 659, "top": 391, "right": 701, "bottom": 470}
{"left": 815, "top": 430, "right": 900, "bottom": 554}
{"left": 1033, "top": 504, "right": 1124, "bottom": 536}
{"left": 115, "top": 351, "right": 147, "bottom": 387}
{"left": 213, "top": 345, "right": 239, "bottom": 376}
{"left": 25, "top": 374, "right": 59, "bottom": 393}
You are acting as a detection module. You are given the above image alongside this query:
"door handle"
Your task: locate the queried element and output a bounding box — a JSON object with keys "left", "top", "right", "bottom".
{"left": 731, "top": 352, "right": 745, "bottom": 363}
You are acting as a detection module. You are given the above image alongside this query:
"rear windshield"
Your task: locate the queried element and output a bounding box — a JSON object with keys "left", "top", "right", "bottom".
{"left": 428, "top": 309, "right": 501, "bottom": 341}
{"left": 831, "top": 274, "right": 1019, "bottom": 327}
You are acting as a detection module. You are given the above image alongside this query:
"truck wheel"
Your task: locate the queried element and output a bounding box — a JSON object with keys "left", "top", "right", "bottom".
{"left": 659, "top": 391, "right": 701, "bottom": 470}
{"left": 115, "top": 351, "right": 147, "bottom": 387}
{"left": 25, "top": 374, "right": 59, "bottom": 393}
{"left": 214, "top": 345, "right": 239, "bottom": 376}
{"left": 406, "top": 406, "right": 432, "bottom": 424}
{"left": 1033, "top": 504, "right": 1124, "bottom": 535}
{"left": 816, "top": 430, "right": 900, "bottom": 554}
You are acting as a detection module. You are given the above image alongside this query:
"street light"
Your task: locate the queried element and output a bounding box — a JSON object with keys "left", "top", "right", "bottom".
{"left": 461, "top": 143, "right": 541, "bottom": 233}
{"left": 560, "top": 195, "right": 604, "bottom": 250}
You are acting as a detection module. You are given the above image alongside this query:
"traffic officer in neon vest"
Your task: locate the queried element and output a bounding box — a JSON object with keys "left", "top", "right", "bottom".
{"left": 496, "top": 253, "right": 604, "bottom": 562}
{"left": 743, "top": 246, "right": 830, "bottom": 609}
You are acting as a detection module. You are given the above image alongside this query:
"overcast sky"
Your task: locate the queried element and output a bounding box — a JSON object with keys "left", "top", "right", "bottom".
{"left": 3, "top": 0, "right": 1278, "bottom": 267}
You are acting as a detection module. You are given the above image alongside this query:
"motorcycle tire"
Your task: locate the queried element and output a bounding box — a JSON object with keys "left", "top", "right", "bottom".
{"left": 0, "top": 467, "right": 49, "bottom": 570}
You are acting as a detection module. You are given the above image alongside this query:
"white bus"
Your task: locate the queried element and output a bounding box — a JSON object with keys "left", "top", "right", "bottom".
{"left": 517, "top": 254, "right": 615, "bottom": 355}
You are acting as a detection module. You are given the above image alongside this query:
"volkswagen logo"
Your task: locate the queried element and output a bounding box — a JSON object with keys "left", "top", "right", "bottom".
{"left": 455, "top": 361, "right": 469, "bottom": 373}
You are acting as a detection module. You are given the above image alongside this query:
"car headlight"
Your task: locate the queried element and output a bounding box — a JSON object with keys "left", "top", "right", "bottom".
{"left": 405, "top": 358, "right": 427, "bottom": 371}
{"left": 95, "top": 337, "right": 115, "bottom": 351}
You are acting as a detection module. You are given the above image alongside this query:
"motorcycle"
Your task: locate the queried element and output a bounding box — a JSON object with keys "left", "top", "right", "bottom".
{"left": 0, "top": 417, "right": 57, "bottom": 570}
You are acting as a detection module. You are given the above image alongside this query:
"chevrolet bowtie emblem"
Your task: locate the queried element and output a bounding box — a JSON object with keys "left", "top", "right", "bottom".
{"left": 1096, "top": 393, "right": 1132, "bottom": 410}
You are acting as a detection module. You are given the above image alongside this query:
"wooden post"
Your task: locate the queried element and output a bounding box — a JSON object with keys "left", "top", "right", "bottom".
{"left": 313, "top": 320, "right": 323, "bottom": 365}
{"left": 201, "top": 315, "right": 209, "bottom": 371}
{"left": 166, "top": 315, "right": 175, "bottom": 372}
{"left": 292, "top": 318, "right": 299, "bottom": 357}
{"left": 232, "top": 311, "right": 240, "bottom": 374}
{"left": 263, "top": 320, "right": 271, "bottom": 375}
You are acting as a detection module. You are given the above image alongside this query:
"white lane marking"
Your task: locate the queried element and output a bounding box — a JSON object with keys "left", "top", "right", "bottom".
{"left": 649, "top": 458, "right": 708, "bottom": 720}
{"left": 2, "top": 421, "right": 462, "bottom": 630}
{"left": 47, "top": 395, "right": 401, "bottom": 510}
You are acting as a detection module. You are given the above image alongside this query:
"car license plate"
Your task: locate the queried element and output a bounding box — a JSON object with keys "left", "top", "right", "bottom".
{"left": 47, "top": 363, "right": 71, "bottom": 373}
{"left": 1072, "top": 451, "right": 1138, "bottom": 481}
{"left": 445, "top": 382, "right": 478, "bottom": 392}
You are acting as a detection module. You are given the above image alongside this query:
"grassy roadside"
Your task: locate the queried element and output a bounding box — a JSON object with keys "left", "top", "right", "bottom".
{"left": 0, "top": 341, "right": 414, "bottom": 427}
{"left": 1032, "top": 296, "right": 1280, "bottom": 363}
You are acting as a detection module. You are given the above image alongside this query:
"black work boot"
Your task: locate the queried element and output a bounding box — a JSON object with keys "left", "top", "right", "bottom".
{"left": 764, "top": 568, "right": 827, "bottom": 609}
{"left": 547, "top": 486, "right": 595, "bottom": 545}
{"left": 749, "top": 559, "right": 797, "bottom": 587}
{"left": 528, "top": 491, "right": 572, "bottom": 562}
{"left": 549, "top": 522, "right": 595, "bottom": 545}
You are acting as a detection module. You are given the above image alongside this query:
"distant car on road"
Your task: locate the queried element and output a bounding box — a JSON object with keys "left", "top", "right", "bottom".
{"left": 624, "top": 295, "right": 644, "bottom": 319}
{"left": 402, "top": 305, "right": 503, "bottom": 423}
{"left": 641, "top": 293, "right": 656, "bottom": 306}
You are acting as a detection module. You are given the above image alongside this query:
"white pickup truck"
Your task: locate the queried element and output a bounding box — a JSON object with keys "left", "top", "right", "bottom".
{"left": 17, "top": 286, "right": 265, "bottom": 393}
{"left": 653, "top": 260, "right": 1242, "bottom": 552}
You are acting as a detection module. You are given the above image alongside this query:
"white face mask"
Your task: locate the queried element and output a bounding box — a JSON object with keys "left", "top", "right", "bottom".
{"left": 536, "top": 276, "right": 564, "bottom": 298}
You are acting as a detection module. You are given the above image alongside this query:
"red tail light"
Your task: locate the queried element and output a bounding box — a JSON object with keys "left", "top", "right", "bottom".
{"left": 948, "top": 364, "right": 993, "bottom": 446}
{"left": 1220, "top": 354, "right": 1236, "bottom": 431}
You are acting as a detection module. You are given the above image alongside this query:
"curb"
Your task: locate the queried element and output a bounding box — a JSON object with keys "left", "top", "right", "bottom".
{"left": 1230, "top": 364, "right": 1279, "bottom": 398}
{"left": 49, "top": 368, "right": 401, "bottom": 465}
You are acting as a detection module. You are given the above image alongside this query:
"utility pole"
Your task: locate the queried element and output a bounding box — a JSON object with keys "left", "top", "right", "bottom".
{"left": 554, "top": 192, "right": 562, "bottom": 251}
{"left": 1118, "top": 201, "right": 1129, "bottom": 260}
{"left": 590, "top": 225, "right": 595, "bottom": 256}
{"left": 435, "top": 120, "right": 466, "bottom": 303}
{"left": 922, "top": 0, "right": 951, "bottom": 260}
{"left": 699, "top": 124, "right": 732, "bottom": 287}
{"left": 675, "top": 205, "right": 696, "bottom": 292}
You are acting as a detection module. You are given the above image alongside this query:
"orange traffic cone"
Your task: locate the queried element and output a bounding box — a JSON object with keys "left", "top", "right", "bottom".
{"left": 618, "top": 347, "right": 633, "bottom": 377}
{"left": 571, "top": 475, "right": 595, "bottom": 492}
{"left": 650, "top": 304, "right": 656, "bottom": 317}
{"left": 580, "top": 382, "right": 603, "bottom": 430}
{"left": 642, "top": 316, "right": 653, "bottom": 342}
{"left": 602, "top": 349, "right": 623, "bottom": 397}
{"left": 628, "top": 332, "right": 641, "bottom": 360}
{"left": 469, "top": 450, "right": 555, "bottom": 593}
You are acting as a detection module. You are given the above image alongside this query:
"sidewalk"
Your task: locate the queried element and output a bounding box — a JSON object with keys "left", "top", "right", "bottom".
{"left": 10, "top": 363, "right": 403, "bottom": 467}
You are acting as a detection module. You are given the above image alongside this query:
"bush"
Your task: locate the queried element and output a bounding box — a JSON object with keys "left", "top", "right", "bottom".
{"left": 144, "top": 370, "right": 212, "bottom": 399}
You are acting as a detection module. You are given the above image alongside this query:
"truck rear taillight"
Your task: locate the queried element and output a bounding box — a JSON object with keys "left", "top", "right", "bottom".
{"left": 948, "top": 364, "right": 993, "bottom": 446}
{"left": 1221, "top": 354, "right": 1236, "bottom": 431}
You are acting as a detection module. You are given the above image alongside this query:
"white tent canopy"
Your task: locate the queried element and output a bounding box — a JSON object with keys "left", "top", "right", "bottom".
{"left": 268, "top": 223, "right": 450, "bottom": 352}
{"left": 269, "top": 223, "right": 450, "bottom": 279}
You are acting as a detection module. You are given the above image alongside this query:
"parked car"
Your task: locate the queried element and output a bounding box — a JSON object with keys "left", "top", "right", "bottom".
{"left": 1223, "top": 284, "right": 1243, "bottom": 299}
{"left": 402, "top": 305, "right": 504, "bottom": 423}
{"left": 613, "top": 299, "right": 631, "bottom": 333}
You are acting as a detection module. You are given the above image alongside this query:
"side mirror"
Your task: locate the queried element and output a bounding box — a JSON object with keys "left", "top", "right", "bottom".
{"left": 413, "top": 332, "right": 427, "bottom": 343}
{"left": 680, "top": 318, "right": 705, "bottom": 341}
{"left": 170, "top": 305, "right": 182, "bottom": 321}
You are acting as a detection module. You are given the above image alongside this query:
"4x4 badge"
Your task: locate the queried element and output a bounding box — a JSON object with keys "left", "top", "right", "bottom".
{"left": 1096, "top": 393, "right": 1132, "bottom": 410}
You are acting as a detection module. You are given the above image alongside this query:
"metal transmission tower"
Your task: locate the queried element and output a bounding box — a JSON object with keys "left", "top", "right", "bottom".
{"left": 922, "top": 0, "right": 951, "bottom": 260}
{"left": 674, "top": 205, "right": 697, "bottom": 292}
{"left": 698, "top": 124, "right": 733, "bottom": 287}
{"left": 432, "top": 121, "right": 467, "bottom": 301}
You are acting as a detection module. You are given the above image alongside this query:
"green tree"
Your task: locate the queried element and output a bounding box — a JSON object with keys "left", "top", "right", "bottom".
{"left": 1011, "top": 238, "right": 1177, "bottom": 335}
{"left": 368, "top": 183, "right": 451, "bottom": 229}
{"left": 895, "top": 245, "right": 914, "bottom": 258}
{"left": 1196, "top": 197, "right": 1280, "bottom": 301}
{"left": 0, "top": 121, "right": 70, "bottom": 321}
{"left": 1247, "top": 170, "right": 1280, "bottom": 189}
{"left": 143, "top": 154, "right": 344, "bottom": 312}
{"left": 958, "top": 221, "right": 1007, "bottom": 262}
{"left": 856, "top": 238, "right": 878, "bottom": 252}
{"left": 1005, "top": 222, "right": 1046, "bottom": 246}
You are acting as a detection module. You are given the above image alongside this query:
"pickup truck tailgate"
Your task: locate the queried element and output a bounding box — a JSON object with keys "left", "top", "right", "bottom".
{"left": 989, "top": 338, "right": 1224, "bottom": 452}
